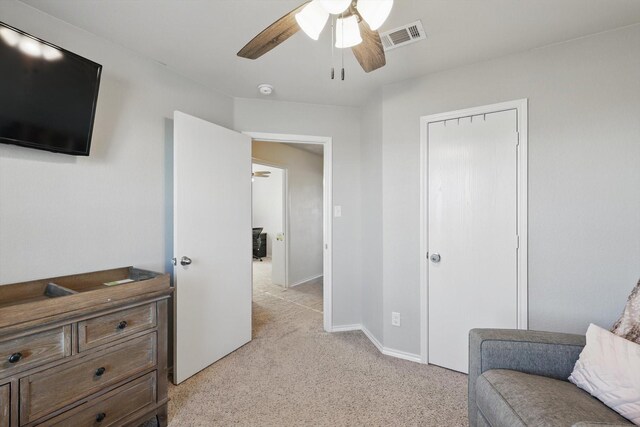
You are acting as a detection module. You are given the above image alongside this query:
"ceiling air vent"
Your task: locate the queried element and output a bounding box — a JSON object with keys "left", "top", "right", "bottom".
{"left": 380, "top": 20, "right": 426, "bottom": 51}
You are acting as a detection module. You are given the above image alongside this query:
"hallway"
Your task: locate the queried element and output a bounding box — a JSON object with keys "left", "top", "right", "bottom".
{"left": 252, "top": 257, "right": 323, "bottom": 314}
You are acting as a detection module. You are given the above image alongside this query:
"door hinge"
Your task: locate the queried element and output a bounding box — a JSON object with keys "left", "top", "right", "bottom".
{"left": 515, "top": 131, "right": 520, "bottom": 146}
{"left": 516, "top": 235, "right": 520, "bottom": 249}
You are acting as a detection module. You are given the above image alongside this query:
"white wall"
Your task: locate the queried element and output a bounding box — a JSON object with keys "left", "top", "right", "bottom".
{"left": 234, "top": 98, "right": 362, "bottom": 327}
{"left": 360, "top": 91, "right": 384, "bottom": 342}
{"left": 252, "top": 143, "right": 323, "bottom": 285}
{"left": 379, "top": 24, "right": 640, "bottom": 355}
{"left": 251, "top": 164, "right": 284, "bottom": 257}
{"left": 0, "top": 1, "right": 234, "bottom": 284}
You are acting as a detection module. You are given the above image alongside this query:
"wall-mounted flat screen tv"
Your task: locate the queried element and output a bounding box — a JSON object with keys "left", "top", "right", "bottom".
{"left": 0, "top": 21, "right": 102, "bottom": 156}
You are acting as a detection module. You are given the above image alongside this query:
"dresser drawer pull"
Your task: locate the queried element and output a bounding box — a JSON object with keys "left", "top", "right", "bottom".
{"left": 95, "top": 367, "right": 106, "bottom": 377}
{"left": 117, "top": 321, "right": 128, "bottom": 330}
{"left": 8, "top": 352, "right": 23, "bottom": 363}
{"left": 96, "top": 412, "right": 107, "bottom": 422}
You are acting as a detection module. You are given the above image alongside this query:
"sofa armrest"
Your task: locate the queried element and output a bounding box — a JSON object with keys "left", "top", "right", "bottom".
{"left": 468, "top": 328, "right": 585, "bottom": 427}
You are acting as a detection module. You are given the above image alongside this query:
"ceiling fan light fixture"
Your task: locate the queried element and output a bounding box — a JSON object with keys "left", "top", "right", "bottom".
{"left": 335, "top": 15, "right": 362, "bottom": 48}
{"left": 295, "top": 0, "right": 329, "bottom": 40}
{"left": 356, "top": 0, "right": 393, "bottom": 31}
{"left": 319, "top": 0, "right": 352, "bottom": 15}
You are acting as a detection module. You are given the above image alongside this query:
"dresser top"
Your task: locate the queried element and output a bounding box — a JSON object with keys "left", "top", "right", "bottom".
{"left": 0, "top": 267, "right": 172, "bottom": 334}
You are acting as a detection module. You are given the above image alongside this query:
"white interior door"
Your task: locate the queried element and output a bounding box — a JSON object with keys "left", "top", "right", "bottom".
{"left": 173, "top": 111, "right": 251, "bottom": 384}
{"left": 428, "top": 110, "right": 519, "bottom": 373}
{"left": 272, "top": 168, "right": 286, "bottom": 286}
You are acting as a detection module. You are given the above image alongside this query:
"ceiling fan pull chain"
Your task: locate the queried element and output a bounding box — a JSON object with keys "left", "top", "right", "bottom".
{"left": 331, "top": 16, "right": 335, "bottom": 79}
{"left": 341, "top": 12, "right": 345, "bottom": 81}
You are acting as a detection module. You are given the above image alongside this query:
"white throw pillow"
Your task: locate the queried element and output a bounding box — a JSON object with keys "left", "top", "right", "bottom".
{"left": 569, "top": 323, "right": 640, "bottom": 425}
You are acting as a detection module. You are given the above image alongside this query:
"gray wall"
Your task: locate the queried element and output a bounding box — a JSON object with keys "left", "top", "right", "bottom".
{"left": 234, "top": 98, "right": 363, "bottom": 327}
{"left": 0, "top": 1, "right": 234, "bottom": 284}
{"left": 380, "top": 24, "right": 640, "bottom": 354}
{"left": 360, "top": 92, "right": 384, "bottom": 341}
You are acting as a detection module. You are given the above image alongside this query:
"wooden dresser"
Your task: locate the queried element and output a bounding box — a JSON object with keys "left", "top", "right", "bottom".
{"left": 0, "top": 267, "right": 172, "bottom": 427}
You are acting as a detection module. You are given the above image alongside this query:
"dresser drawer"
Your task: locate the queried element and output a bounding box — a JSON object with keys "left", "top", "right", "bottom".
{"left": 43, "top": 372, "right": 156, "bottom": 427}
{"left": 0, "top": 326, "right": 71, "bottom": 378}
{"left": 78, "top": 303, "right": 156, "bottom": 352}
{"left": 0, "top": 384, "right": 9, "bottom": 427}
{"left": 20, "top": 333, "right": 156, "bottom": 425}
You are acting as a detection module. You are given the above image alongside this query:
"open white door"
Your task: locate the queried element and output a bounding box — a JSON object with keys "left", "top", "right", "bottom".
{"left": 173, "top": 111, "right": 251, "bottom": 384}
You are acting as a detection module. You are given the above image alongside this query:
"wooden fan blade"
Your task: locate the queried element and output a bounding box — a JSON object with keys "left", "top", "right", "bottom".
{"left": 351, "top": 20, "right": 386, "bottom": 72}
{"left": 237, "top": 2, "right": 309, "bottom": 60}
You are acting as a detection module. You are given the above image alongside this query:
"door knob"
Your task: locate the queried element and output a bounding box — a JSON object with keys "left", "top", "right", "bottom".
{"left": 180, "top": 256, "right": 192, "bottom": 266}
{"left": 430, "top": 253, "right": 441, "bottom": 263}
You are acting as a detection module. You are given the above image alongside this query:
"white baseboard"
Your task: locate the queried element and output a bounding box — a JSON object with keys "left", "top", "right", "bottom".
{"left": 381, "top": 347, "right": 422, "bottom": 363}
{"left": 289, "top": 274, "right": 323, "bottom": 287}
{"left": 330, "top": 323, "right": 362, "bottom": 332}
{"left": 360, "top": 325, "right": 384, "bottom": 353}
{"left": 332, "top": 324, "right": 422, "bottom": 363}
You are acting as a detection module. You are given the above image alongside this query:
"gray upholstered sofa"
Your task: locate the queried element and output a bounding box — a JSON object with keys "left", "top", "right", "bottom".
{"left": 468, "top": 329, "right": 633, "bottom": 427}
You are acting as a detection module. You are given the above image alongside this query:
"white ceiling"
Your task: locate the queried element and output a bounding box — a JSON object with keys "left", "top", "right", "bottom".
{"left": 22, "top": 0, "right": 640, "bottom": 107}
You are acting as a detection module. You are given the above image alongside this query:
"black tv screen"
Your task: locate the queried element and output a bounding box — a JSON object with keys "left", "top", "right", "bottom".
{"left": 0, "top": 22, "right": 102, "bottom": 156}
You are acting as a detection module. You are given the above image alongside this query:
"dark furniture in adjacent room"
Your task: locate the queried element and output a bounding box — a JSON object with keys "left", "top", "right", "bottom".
{"left": 252, "top": 228, "right": 265, "bottom": 261}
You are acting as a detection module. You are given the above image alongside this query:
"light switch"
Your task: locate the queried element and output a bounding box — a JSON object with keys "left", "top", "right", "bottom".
{"left": 334, "top": 205, "right": 342, "bottom": 217}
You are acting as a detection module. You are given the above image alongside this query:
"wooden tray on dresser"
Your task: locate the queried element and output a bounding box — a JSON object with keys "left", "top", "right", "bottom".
{"left": 0, "top": 267, "right": 173, "bottom": 427}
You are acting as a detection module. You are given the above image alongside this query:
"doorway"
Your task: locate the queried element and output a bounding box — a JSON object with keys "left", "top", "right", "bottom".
{"left": 245, "top": 132, "right": 333, "bottom": 332}
{"left": 172, "top": 116, "right": 335, "bottom": 387}
{"left": 251, "top": 140, "right": 325, "bottom": 318}
{"left": 419, "top": 100, "right": 528, "bottom": 373}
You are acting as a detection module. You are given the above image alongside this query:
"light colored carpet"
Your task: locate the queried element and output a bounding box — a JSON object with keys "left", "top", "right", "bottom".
{"left": 252, "top": 258, "right": 324, "bottom": 313}
{"left": 158, "top": 259, "right": 468, "bottom": 426}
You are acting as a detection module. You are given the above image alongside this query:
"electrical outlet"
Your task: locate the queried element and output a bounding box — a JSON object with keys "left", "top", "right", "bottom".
{"left": 391, "top": 312, "right": 401, "bottom": 327}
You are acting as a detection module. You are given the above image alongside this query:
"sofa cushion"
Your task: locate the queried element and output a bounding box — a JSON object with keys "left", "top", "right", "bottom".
{"left": 476, "top": 369, "right": 632, "bottom": 427}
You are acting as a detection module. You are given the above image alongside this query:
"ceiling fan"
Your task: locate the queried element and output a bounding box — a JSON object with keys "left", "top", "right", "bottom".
{"left": 237, "top": 0, "right": 393, "bottom": 74}
{"left": 252, "top": 171, "right": 272, "bottom": 178}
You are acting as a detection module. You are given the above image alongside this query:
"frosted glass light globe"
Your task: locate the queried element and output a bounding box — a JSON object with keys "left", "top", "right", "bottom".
{"left": 335, "top": 15, "right": 362, "bottom": 48}
{"left": 319, "top": 0, "right": 351, "bottom": 15}
{"left": 295, "top": 0, "right": 330, "bottom": 40}
{"left": 357, "top": 0, "right": 393, "bottom": 30}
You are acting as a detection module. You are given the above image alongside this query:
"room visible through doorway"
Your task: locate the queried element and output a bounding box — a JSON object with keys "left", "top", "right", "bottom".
{"left": 251, "top": 140, "right": 325, "bottom": 318}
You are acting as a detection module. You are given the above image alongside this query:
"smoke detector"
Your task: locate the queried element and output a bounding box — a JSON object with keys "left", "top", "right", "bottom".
{"left": 258, "top": 84, "right": 273, "bottom": 95}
